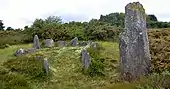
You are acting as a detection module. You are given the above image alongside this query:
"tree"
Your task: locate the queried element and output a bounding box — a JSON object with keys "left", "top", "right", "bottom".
{"left": 0, "top": 20, "right": 5, "bottom": 30}
{"left": 45, "top": 16, "right": 62, "bottom": 24}
{"left": 148, "top": 15, "right": 158, "bottom": 22}
{"left": 6, "top": 27, "right": 14, "bottom": 31}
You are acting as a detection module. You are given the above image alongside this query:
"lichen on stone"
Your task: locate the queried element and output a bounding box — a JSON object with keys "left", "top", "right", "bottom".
{"left": 126, "top": 2, "right": 145, "bottom": 13}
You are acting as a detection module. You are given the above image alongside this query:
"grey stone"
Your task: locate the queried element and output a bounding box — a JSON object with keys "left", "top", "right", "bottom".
{"left": 119, "top": 2, "right": 151, "bottom": 81}
{"left": 79, "top": 41, "right": 88, "bottom": 46}
{"left": 33, "top": 35, "right": 40, "bottom": 49}
{"left": 14, "top": 48, "right": 26, "bottom": 56}
{"left": 43, "top": 39, "right": 54, "bottom": 47}
{"left": 81, "top": 49, "right": 91, "bottom": 69}
{"left": 70, "top": 37, "right": 78, "bottom": 46}
{"left": 25, "top": 48, "right": 37, "bottom": 54}
{"left": 57, "top": 41, "right": 66, "bottom": 47}
{"left": 43, "top": 58, "right": 49, "bottom": 75}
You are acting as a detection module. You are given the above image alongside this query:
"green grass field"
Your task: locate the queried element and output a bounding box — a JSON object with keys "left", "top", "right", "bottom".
{"left": 0, "top": 44, "right": 32, "bottom": 63}
{"left": 0, "top": 41, "right": 121, "bottom": 89}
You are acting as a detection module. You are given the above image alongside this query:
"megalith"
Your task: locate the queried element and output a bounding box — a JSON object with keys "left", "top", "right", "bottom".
{"left": 70, "top": 37, "right": 78, "bottom": 46}
{"left": 119, "top": 2, "right": 151, "bottom": 81}
{"left": 33, "top": 35, "right": 40, "bottom": 49}
{"left": 43, "top": 58, "right": 49, "bottom": 75}
{"left": 57, "top": 41, "right": 66, "bottom": 47}
{"left": 81, "top": 49, "right": 91, "bottom": 69}
{"left": 43, "top": 39, "right": 54, "bottom": 48}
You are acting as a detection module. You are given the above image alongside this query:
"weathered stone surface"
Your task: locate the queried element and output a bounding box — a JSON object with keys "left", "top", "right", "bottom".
{"left": 79, "top": 41, "right": 88, "bottom": 46}
{"left": 14, "top": 48, "right": 26, "bottom": 56}
{"left": 70, "top": 37, "right": 78, "bottom": 46}
{"left": 57, "top": 41, "right": 66, "bottom": 47}
{"left": 119, "top": 2, "right": 151, "bottom": 81}
{"left": 43, "top": 58, "right": 49, "bottom": 75}
{"left": 43, "top": 39, "right": 54, "bottom": 47}
{"left": 33, "top": 35, "right": 40, "bottom": 49}
{"left": 25, "top": 48, "right": 37, "bottom": 54}
{"left": 81, "top": 49, "right": 91, "bottom": 69}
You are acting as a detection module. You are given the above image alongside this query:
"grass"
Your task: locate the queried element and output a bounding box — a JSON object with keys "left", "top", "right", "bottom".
{"left": 0, "top": 44, "right": 32, "bottom": 63}
{"left": 0, "top": 41, "right": 120, "bottom": 89}
{"left": 35, "top": 41, "right": 119, "bottom": 89}
{"left": 3, "top": 40, "right": 169, "bottom": 89}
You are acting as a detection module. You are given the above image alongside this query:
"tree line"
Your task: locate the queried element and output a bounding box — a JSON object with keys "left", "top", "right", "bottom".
{"left": 0, "top": 13, "right": 170, "bottom": 48}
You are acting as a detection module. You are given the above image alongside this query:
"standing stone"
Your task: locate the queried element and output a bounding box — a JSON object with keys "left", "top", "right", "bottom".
{"left": 43, "top": 39, "right": 54, "bottom": 47}
{"left": 119, "top": 2, "right": 151, "bottom": 81}
{"left": 43, "top": 58, "right": 49, "bottom": 75}
{"left": 57, "top": 41, "right": 66, "bottom": 47}
{"left": 33, "top": 35, "right": 40, "bottom": 49}
{"left": 81, "top": 49, "right": 91, "bottom": 69}
{"left": 70, "top": 37, "right": 78, "bottom": 46}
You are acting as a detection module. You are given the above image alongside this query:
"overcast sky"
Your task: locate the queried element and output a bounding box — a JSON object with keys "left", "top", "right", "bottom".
{"left": 0, "top": 0, "right": 170, "bottom": 28}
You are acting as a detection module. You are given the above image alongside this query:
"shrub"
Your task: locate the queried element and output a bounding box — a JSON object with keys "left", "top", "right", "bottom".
{"left": 85, "top": 43, "right": 106, "bottom": 76}
{"left": 0, "top": 66, "right": 33, "bottom": 89}
{"left": 136, "top": 71, "right": 170, "bottom": 89}
{"left": 0, "top": 31, "right": 32, "bottom": 47}
{"left": 148, "top": 29, "right": 170, "bottom": 73}
{"left": 3, "top": 55, "right": 47, "bottom": 79}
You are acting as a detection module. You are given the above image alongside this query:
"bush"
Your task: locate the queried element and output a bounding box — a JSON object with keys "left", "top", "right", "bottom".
{"left": 3, "top": 55, "right": 47, "bottom": 79}
{"left": 136, "top": 71, "right": 170, "bottom": 89}
{"left": 85, "top": 43, "right": 106, "bottom": 76}
{"left": 0, "top": 31, "right": 32, "bottom": 47}
{"left": 148, "top": 29, "right": 170, "bottom": 73}
{"left": 0, "top": 66, "right": 33, "bottom": 89}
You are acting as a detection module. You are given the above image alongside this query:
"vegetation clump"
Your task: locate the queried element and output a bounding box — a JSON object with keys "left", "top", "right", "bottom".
{"left": 3, "top": 55, "right": 48, "bottom": 79}
{"left": 148, "top": 29, "right": 170, "bottom": 73}
{"left": 85, "top": 43, "right": 106, "bottom": 76}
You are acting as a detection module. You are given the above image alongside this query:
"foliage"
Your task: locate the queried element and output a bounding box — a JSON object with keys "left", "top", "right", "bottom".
{"left": 85, "top": 43, "right": 106, "bottom": 76}
{"left": 3, "top": 55, "right": 47, "bottom": 79}
{"left": 147, "top": 15, "right": 158, "bottom": 22}
{"left": 148, "top": 29, "right": 170, "bottom": 73}
{"left": 103, "top": 71, "right": 170, "bottom": 89}
{"left": 136, "top": 71, "right": 170, "bottom": 89}
{"left": 6, "top": 27, "right": 14, "bottom": 31}
{"left": 0, "top": 66, "right": 33, "bottom": 89}
{"left": 99, "top": 12, "right": 125, "bottom": 27}
{"left": 0, "top": 20, "right": 5, "bottom": 30}
{"left": 0, "top": 30, "right": 32, "bottom": 48}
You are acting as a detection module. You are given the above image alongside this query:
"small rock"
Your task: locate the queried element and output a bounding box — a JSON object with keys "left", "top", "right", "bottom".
{"left": 43, "top": 39, "right": 54, "bottom": 48}
{"left": 57, "top": 41, "right": 66, "bottom": 47}
{"left": 14, "top": 48, "right": 26, "bottom": 56}
{"left": 79, "top": 41, "right": 88, "bottom": 46}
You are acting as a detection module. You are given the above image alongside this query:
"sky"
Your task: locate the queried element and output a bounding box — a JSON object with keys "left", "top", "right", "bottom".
{"left": 0, "top": 0, "right": 170, "bottom": 29}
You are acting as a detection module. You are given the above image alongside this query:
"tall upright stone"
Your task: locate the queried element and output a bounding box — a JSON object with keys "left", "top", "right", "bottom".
{"left": 43, "top": 58, "right": 49, "bottom": 75}
{"left": 119, "top": 2, "right": 151, "bottom": 81}
{"left": 81, "top": 49, "right": 91, "bottom": 69}
{"left": 70, "top": 37, "right": 78, "bottom": 46}
{"left": 33, "top": 35, "right": 40, "bottom": 49}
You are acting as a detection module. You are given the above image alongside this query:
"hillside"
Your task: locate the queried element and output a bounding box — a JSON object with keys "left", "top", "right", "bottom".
{"left": 0, "top": 28, "right": 170, "bottom": 89}
{"left": 0, "top": 41, "right": 119, "bottom": 89}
